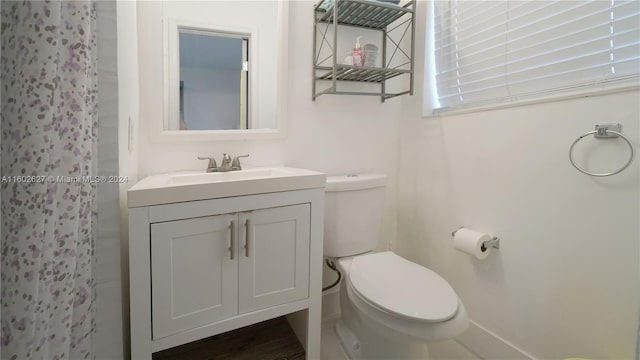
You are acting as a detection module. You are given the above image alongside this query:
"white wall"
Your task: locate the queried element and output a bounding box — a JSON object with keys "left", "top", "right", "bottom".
{"left": 396, "top": 2, "right": 639, "bottom": 359}
{"left": 96, "top": 2, "right": 123, "bottom": 359}
{"left": 117, "top": 1, "right": 141, "bottom": 357}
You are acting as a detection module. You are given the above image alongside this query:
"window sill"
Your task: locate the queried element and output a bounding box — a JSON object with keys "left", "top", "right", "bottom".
{"left": 422, "top": 84, "right": 640, "bottom": 119}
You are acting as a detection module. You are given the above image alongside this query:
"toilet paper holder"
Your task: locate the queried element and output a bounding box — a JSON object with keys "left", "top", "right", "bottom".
{"left": 451, "top": 227, "right": 500, "bottom": 251}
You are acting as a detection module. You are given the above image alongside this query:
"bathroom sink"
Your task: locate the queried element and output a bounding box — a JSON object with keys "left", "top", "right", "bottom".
{"left": 168, "top": 168, "right": 292, "bottom": 184}
{"left": 128, "top": 167, "right": 326, "bottom": 207}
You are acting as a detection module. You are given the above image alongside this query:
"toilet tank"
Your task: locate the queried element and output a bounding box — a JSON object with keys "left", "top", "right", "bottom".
{"left": 324, "top": 174, "right": 387, "bottom": 258}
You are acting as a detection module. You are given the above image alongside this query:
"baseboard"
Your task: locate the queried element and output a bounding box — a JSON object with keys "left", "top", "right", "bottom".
{"left": 456, "top": 320, "right": 537, "bottom": 360}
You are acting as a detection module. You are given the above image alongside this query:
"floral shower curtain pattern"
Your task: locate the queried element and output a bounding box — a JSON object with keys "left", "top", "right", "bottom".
{"left": 1, "top": 1, "right": 98, "bottom": 359}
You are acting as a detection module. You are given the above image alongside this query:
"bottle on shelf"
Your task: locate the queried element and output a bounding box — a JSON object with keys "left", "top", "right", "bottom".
{"left": 353, "top": 36, "right": 364, "bottom": 66}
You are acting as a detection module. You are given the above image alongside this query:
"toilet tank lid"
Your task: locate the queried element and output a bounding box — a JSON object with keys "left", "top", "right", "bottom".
{"left": 325, "top": 174, "right": 387, "bottom": 192}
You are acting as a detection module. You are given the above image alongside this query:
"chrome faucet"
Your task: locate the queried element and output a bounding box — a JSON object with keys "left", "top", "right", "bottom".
{"left": 232, "top": 154, "right": 249, "bottom": 170}
{"left": 218, "top": 153, "right": 233, "bottom": 172}
{"left": 198, "top": 154, "right": 250, "bottom": 172}
{"left": 197, "top": 157, "right": 218, "bottom": 173}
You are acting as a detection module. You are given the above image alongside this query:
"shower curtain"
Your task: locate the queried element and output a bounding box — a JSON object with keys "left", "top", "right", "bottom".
{"left": 1, "top": 1, "right": 98, "bottom": 359}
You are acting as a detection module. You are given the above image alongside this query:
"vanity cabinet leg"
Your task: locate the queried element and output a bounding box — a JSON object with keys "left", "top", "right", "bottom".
{"left": 129, "top": 207, "right": 153, "bottom": 359}
{"left": 306, "top": 191, "right": 324, "bottom": 359}
{"left": 306, "top": 305, "right": 321, "bottom": 359}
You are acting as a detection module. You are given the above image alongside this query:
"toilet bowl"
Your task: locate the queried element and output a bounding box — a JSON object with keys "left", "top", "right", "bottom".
{"left": 332, "top": 253, "right": 468, "bottom": 359}
{"left": 342, "top": 252, "right": 469, "bottom": 340}
{"left": 324, "top": 174, "right": 468, "bottom": 359}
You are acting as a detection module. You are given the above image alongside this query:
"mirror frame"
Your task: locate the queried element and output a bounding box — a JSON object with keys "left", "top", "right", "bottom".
{"left": 155, "top": 2, "right": 288, "bottom": 142}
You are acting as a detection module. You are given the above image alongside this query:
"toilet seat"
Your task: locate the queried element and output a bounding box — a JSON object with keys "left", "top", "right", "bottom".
{"left": 348, "top": 252, "right": 459, "bottom": 323}
{"left": 339, "top": 251, "right": 469, "bottom": 341}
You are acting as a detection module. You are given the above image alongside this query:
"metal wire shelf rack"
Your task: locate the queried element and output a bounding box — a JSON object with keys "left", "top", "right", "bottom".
{"left": 313, "top": 0, "right": 415, "bottom": 102}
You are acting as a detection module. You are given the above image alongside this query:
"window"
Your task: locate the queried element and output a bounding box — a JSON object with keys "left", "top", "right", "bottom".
{"left": 426, "top": 0, "right": 640, "bottom": 114}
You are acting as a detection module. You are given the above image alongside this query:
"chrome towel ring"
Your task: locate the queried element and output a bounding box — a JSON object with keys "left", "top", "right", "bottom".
{"left": 569, "top": 123, "right": 635, "bottom": 177}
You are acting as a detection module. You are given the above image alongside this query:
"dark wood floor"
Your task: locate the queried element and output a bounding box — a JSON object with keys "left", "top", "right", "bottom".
{"left": 152, "top": 317, "right": 306, "bottom": 360}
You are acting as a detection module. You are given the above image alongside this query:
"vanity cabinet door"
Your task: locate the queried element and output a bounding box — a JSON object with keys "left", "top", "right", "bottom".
{"left": 238, "top": 204, "right": 311, "bottom": 313}
{"left": 151, "top": 214, "right": 238, "bottom": 339}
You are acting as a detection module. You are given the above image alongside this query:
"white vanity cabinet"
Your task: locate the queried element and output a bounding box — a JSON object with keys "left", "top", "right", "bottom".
{"left": 151, "top": 213, "right": 239, "bottom": 339}
{"left": 237, "top": 205, "right": 310, "bottom": 313}
{"left": 128, "top": 168, "right": 325, "bottom": 359}
{"left": 150, "top": 204, "right": 310, "bottom": 339}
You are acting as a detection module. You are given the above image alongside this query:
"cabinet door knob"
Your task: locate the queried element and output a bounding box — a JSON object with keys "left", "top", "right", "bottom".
{"left": 229, "top": 220, "right": 235, "bottom": 260}
{"left": 244, "top": 219, "right": 250, "bottom": 257}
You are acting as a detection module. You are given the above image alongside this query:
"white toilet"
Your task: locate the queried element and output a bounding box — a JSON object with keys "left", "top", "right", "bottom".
{"left": 324, "top": 174, "right": 469, "bottom": 360}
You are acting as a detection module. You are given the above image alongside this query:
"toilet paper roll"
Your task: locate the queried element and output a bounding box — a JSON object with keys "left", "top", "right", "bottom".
{"left": 453, "top": 228, "right": 492, "bottom": 260}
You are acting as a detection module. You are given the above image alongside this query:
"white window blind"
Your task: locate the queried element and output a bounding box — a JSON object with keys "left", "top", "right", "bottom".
{"left": 432, "top": 0, "right": 640, "bottom": 112}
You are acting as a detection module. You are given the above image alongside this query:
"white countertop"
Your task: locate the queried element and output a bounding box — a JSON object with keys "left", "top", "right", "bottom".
{"left": 128, "top": 167, "right": 326, "bottom": 207}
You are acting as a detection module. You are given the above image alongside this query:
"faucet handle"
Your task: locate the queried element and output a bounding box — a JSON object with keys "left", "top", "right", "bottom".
{"left": 232, "top": 154, "right": 250, "bottom": 170}
{"left": 197, "top": 156, "right": 217, "bottom": 169}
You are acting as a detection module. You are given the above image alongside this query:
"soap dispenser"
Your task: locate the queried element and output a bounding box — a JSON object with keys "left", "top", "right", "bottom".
{"left": 353, "top": 36, "right": 364, "bottom": 66}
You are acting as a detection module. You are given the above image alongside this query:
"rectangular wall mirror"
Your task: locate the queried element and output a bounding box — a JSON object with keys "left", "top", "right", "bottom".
{"left": 160, "top": 1, "right": 288, "bottom": 141}
{"left": 176, "top": 29, "right": 249, "bottom": 131}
